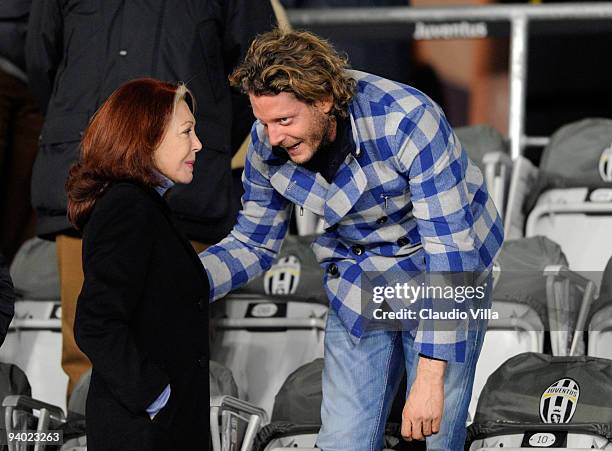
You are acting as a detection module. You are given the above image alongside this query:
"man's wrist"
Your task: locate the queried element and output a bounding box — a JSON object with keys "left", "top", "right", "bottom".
{"left": 416, "top": 355, "right": 447, "bottom": 382}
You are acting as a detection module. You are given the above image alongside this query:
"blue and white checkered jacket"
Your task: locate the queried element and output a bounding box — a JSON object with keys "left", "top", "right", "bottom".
{"left": 201, "top": 71, "right": 504, "bottom": 361}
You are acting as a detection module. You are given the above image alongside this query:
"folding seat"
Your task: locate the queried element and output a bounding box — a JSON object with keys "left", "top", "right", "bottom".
{"left": 455, "top": 124, "right": 512, "bottom": 217}
{"left": 468, "top": 236, "right": 565, "bottom": 420}
{"left": 4, "top": 362, "right": 255, "bottom": 451}
{"left": 251, "top": 359, "right": 403, "bottom": 451}
{"left": 467, "top": 352, "right": 612, "bottom": 450}
{"left": 587, "top": 256, "right": 612, "bottom": 359}
{"left": 210, "top": 234, "right": 328, "bottom": 417}
{"left": 506, "top": 119, "right": 612, "bottom": 280}
{"left": 0, "top": 238, "right": 67, "bottom": 412}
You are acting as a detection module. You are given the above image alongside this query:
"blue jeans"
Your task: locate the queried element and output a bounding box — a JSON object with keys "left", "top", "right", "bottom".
{"left": 317, "top": 291, "right": 490, "bottom": 451}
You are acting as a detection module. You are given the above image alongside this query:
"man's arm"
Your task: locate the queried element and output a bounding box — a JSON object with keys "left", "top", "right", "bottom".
{"left": 200, "top": 127, "right": 292, "bottom": 301}
{"left": 395, "top": 103, "right": 479, "bottom": 362}
{"left": 26, "top": 0, "right": 63, "bottom": 114}
{"left": 394, "top": 102, "right": 480, "bottom": 439}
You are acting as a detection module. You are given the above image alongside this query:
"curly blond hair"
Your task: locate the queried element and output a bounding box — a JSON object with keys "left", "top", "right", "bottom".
{"left": 229, "top": 29, "right": 356, "bottom": 118}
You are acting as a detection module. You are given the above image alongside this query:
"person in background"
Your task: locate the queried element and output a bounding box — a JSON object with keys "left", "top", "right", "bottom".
{"left": 69, "top": 78, "right": 209, "bottom": 451}
{"left": 0, "top": 0, "right": 43, "bottom": 261}
{"left": 26, "top": 0, "right": 275, "bottom": 396}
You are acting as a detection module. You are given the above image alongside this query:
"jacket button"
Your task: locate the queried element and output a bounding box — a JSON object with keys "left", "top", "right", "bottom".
{"left": 327, "top": 263, "right": 339, "bottom": 277}
{"left": 397, "top": 237, "right": 410, "bottom": 247}
{"left": 197, "top": 299, "right": 206, "bottom": 311}
{"left": 119, "top": 49, "right": 128, "bottom": 56}
{"left": 197, "top": 357, "right": 207, "bottom": 368}
{"left": 376, "top": 216, "right": 388, "bottom": 225}
{"left": 351, "top": 245, "right": 364, "bottom": 256}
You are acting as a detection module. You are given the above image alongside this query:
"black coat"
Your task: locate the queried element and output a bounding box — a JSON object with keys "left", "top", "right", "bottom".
{"left": 26, "top": 0, "right": 275, "bottom": 240}
{"left": 74, "top": 182, "right": 210, "bottom": 451}
{"left": 0, "top": 0, "right": 31, "bottom": 71}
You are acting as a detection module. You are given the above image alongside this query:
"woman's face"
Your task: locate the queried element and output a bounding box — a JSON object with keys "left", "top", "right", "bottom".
{"left": 154, "top": 100, "right": 202, "bottom": 184}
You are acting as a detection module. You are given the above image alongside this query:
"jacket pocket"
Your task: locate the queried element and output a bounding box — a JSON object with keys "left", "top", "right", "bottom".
{"left": 395, "top": 242, "right": 423, "bottom": 257}
{"left": 380, "top": 190, "right": 410, "bottom": 211}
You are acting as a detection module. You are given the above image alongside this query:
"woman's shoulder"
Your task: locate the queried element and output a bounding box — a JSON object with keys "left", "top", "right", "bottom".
{"left": 103, "top": 180, "right": 155, "bottom": 200}
{"left": 86, "top": 181, "right": 162, "bottom": 230}
{"left": 81, "top": 182, "right": 167, "bottom": 259}
{"left": 96, "top": 181, "right": 161, "bottom": 210}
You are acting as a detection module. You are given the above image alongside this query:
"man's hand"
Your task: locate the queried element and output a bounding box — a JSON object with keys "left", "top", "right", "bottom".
{"left": 401, "top": 356, "right": 447, "bottom": 441}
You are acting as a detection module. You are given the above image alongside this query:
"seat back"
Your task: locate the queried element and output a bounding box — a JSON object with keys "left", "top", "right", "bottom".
{"left": 588, "top": 256, "right": 612, "bottom": 358}
{"left": 0, "top": 300, "right": 67, "bottom": 412}
{"left": 521, "top": 119, "right": 612, "bottom": 277}
{"left": 210, "top": 298, "right": 326, "bottom": 417}
{"left": 456, "top": 125, "right": 511, "bottom": 216}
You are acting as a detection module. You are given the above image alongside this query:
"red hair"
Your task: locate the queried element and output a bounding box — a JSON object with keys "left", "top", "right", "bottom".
{"left": 66, "top": 78, "right": 192, "bottom": 230}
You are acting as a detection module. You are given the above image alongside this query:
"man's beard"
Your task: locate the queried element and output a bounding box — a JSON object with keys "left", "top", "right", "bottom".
{"left": 313, "top": 112, "right": 334, "bottom": 152}
{"left": 291, "top": 111, "right": 334, "bottom": 164}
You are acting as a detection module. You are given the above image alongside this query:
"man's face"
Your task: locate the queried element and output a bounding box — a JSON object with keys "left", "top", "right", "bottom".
{"left": 249, "top": 92, "right": 334, "bottom": 165}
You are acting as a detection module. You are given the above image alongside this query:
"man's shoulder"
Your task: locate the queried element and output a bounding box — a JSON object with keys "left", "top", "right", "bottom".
{"left": 348, "top": 70, "right": 437, "bottom": 118}
{"left": 348, "top": 71, "right": 450, "bottom": 164}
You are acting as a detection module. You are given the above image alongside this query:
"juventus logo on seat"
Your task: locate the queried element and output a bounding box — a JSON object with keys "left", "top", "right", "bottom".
{"left": 539, "top": 378, "right": 580, "bottom": 424}
{"left": 264, "top": 255, "right": 301, "bottom": 295}
{"left": 599, "top": 142, "right": 612, "bottom": 182}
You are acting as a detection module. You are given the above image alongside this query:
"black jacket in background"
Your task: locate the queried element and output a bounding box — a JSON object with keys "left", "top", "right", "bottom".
{"left": 26, "top": 0, "right": 275, "bottom": 241}
{"left": 0, "top": 0, "right": 31, "bottom": 71}
{"left": 0, "top": 254, "right": 15, "bottom": 347}
{"left": 74, "top": 182, "right": 210, "bottom": 451}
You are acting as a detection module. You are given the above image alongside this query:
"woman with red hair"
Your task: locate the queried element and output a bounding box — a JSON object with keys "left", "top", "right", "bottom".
{"left": 67, "top": 78, "right": 207, "bottom": 450}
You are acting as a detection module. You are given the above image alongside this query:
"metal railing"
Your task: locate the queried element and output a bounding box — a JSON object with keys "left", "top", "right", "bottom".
{"left": 287, "top": 3, "right": 612, "bottom": 159}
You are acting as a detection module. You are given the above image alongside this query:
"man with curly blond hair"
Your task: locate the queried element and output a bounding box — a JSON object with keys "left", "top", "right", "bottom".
{"left": 201, "top": 29, "right": 503, "bottom": 450}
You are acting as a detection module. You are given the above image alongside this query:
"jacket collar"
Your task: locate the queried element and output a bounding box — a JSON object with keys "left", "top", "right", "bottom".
{"left": 154, "top": 172, "right": 175, "bottom": 197}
